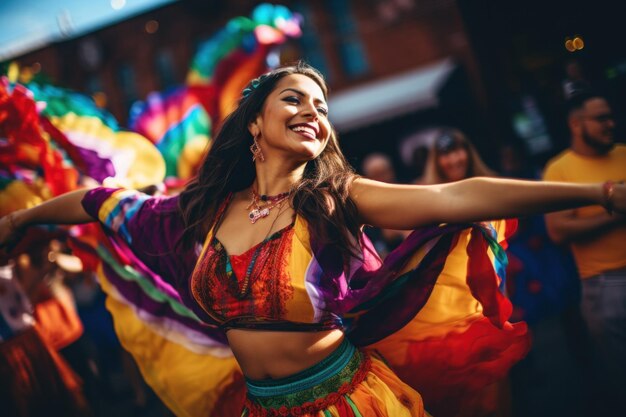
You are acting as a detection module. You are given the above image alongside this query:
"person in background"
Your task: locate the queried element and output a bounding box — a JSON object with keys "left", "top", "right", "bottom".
{"left": 499, "top": 142, "right": 581, "bottom": 323}
{"left": 419, "top": 128, "right": 496, "bottom": 184}
{"left": 361, "top": 153, "right": 396, "bottom": 184}
{"left": 499, "top": 141, "right": 591, "bottom": 417}
{"left": 543, "top": 90, "right": 626, "bottom": 415}
{"left": 1, "top": 63, "right": 626, "bottom": 417}
{"left": 419, "top": 129, "right": 517, "bottom": 417}
{"left": 561, "top": 59, "right": 591, "bottom": 100}
{"left": 0, "top": 238, "right": 91, "bottom": 417}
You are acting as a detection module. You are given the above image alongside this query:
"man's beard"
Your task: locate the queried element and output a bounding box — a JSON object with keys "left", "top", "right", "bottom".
{"left": 581, "top": 125, "right": 614, "bottom": 154}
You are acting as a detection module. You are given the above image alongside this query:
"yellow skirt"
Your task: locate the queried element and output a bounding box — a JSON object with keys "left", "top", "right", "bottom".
{"left": 242, "top": 338, "right": 427, "bottom": 417}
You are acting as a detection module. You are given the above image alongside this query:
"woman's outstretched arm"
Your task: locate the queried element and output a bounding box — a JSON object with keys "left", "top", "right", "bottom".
{"left": 350, "top": 177, "right": 625, "bottom": 229}
{"left": 0, "top": 189, "right": 94, "bottom": 246}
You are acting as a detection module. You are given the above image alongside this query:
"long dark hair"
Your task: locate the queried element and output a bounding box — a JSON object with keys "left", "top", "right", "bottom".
{"left": 178, "top": 62, "right": 361, "bottom": 262}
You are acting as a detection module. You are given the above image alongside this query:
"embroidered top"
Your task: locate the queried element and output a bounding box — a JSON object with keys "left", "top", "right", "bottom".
{"left": 191, "top": 196, "right": 342, "bottom": 331}
{"left": 81, "top": 187, "right": 514, "bottom": 347}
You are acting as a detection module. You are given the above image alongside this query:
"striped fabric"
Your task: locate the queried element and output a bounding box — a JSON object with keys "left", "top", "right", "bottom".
{"left": 80, "top": 187, "right": 528, "bottom": 416}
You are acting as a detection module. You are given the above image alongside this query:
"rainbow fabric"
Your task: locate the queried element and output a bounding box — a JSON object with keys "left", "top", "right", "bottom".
{"left": 186, "top": 4, "right": 301, "bottom": 86}
{"left": 0, "top": 79, "right": 78, "bottom": 216}
{"left": 80, "top": 187, "right": 529, "bottom": 417}
{"left": 129, "top": 87, "right": 211, "bottom": 179}
{"left": 128, "top": 3, "right": 302, "bottom": 180}
{"left": 26, "top": 82, "right": 119, "bottom": 131}
{"left": 0, "top": 77, "right": 165, "bottom": 215}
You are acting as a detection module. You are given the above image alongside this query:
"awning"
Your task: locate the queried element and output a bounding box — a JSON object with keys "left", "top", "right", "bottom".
{"left": 328, "top": 58, "right": 455, "bottom": 132}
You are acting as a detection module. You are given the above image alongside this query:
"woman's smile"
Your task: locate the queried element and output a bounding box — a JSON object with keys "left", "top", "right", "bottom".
{"left": 289, "top": 123, "right": 319, "bottom": 140}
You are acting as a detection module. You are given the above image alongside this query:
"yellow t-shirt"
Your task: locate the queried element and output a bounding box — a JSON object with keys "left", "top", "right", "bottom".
{"left": 543, "top": 144, "right": 626, "bottom": 278}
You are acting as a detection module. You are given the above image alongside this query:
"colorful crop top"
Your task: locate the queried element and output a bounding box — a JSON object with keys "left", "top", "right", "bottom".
{"left": 190, "top": 200, "right": 343, "bottom": 331}
{"left": 81, "top": 187, "right": 514, "bottom": 347}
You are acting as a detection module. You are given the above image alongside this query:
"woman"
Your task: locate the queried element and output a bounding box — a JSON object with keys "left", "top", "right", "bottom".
{"left": 1, "top": 62, "right": 624, "bottom": 417}
{"left": 416, "top": 130, "right": 514, "bottom": 416}
{"left": 420, "top": 128, "right": 495, "bottom": 184}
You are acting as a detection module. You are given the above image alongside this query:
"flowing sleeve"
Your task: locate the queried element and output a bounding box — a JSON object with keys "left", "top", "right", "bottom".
{"left": 80, "top": 187, "right": 244, "bottom": 417}
{"left": 365, "top": 221, "right": 529, "bottom": 416}
{"left": 311, "top": 220, "right": 530, "bottom": 417}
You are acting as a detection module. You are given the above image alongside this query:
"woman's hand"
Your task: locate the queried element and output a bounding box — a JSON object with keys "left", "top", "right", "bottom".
{"left": 0, "top": 189, "right": 93, "bottom": 252}
{"left": 0, "top": 209, "right": 26, "bottom": 250}
{"left": 606, "top": 181, "right": 626, "bottom": 214}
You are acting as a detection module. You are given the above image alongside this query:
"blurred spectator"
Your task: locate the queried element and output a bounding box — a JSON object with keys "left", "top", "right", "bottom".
{"left": 499, "top": 142, "right": 580, "bottom": 323}
{"left": 499, "top": 142, "right": 537, "bottom": 179}
{"left": 543, "top": 90, "right": 626, "bottom": 414}
{"left": 1, "top": 247, "right": 91, "bottom": 417}
{"left": 58, "top": 239, "right": 156, "bottom": 415}
{"left": 420, "top": 128, "right": 496, "bottom": 184}
{"left": 398, "top": 128, "right": 435, "bottom": 183}
{"left": 360, "top": 153, "right": 408, "bottom": 258}
{"left": 361, "top": 153, "right": 397, "bottom": 183}
{"left": 562, "top": 59, "right": 591, "bottom": 100}
{"left": 420, "top": 129, "right": 514, "bottom": 417}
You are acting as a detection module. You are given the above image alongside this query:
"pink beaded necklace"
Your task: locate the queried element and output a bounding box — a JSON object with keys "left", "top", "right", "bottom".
{"left": 246, "top": 188, "right": 290, "bottom": 224}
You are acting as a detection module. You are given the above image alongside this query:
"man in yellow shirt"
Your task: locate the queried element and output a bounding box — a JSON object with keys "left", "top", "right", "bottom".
{"left": 544, "top": 91, "right": 626, "bottom": 413}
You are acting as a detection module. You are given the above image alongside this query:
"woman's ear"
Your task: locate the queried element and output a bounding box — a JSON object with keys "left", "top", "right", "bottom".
{"left": 248, "top": 117, "right": 262, "bottom": 137}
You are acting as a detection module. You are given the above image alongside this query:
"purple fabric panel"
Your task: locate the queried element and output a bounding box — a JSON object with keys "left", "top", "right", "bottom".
{"left": 82, "top": 187, "right": 193, "bottom": 286}
{"left": 308, "top": 222, "right": 474, "bottom": 346}
{"left": 81, "top": 187, "right": 214, "bottom": 325}
{"left": 100, "top": 260, "right": 227, "bottom": 345}
{"left": 107, "top": 232, "right": 184, "bottom": 303}
{"left": 309, "top": 223, "right": 469, "bottom": 313}
{"left": 347, "top": 233, "right": 457, "bottom": 346}
{"left": 74, "top": 148, "right": 116, "bottom": 182}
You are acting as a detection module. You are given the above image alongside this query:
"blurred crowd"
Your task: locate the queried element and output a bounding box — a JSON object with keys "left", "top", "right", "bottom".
{"left": 1, "top": 234, "right": 173, "bottom": 417}
{"left": 0, "top": 76, "right": 626, "bottom": 416}
{"left": 1, "top": 9, "right": 624, "bottom": 414}
{"left": 359, "top": 79, "right": 625, "bottom": 416}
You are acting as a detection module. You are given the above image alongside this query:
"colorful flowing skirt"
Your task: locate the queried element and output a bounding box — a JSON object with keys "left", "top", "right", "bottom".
{"left": 242, "top": 339, "right": 426, "bottom": 417}
{"left": 77, "top": 187, "right": 528, "bottom": 417}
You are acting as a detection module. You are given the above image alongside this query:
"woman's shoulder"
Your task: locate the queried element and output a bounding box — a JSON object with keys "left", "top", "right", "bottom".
{"left": 82, "top": 186, "right": 183, "bottom": 224}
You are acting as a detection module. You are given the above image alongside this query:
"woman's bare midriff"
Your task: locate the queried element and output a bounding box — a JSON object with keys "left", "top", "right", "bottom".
{"left": 226, "top": 328, "right": 345, "bottom": 380}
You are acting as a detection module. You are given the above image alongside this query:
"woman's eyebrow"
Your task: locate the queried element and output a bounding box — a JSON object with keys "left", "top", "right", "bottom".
{"left": 279, "top": 87, "right": 305, "bottom": 96}
{"left": 279, "top": 88, "right": 327, "bottom": 105}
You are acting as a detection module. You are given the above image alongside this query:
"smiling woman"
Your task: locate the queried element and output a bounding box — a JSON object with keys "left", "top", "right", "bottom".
{"left": 1, "top": 61, "right": 626, "bottom": 417}
{"left": 250, "top": 75, "right": 331, "bottom": 162}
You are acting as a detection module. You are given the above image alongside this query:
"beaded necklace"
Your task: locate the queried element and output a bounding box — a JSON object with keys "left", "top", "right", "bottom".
{"left": 246, "top": 188, "right": 290, "bottom": 224}
{"left": 213, "top": 193, "right": 290, "bottom": 299}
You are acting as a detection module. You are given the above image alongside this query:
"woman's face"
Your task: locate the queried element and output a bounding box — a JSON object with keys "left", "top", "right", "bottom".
{"left": 437, "top": 147, "right": 469, "bottom": 182}
{"left": 252, "top": 74, "right": 331, "bottom": 162}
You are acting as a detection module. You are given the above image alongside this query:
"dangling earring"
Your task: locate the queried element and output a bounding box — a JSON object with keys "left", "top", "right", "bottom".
{"left": 250, "top": 133, "right": 265, "bottom": 162}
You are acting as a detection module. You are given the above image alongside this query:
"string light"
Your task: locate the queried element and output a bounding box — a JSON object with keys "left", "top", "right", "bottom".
{"left": 145, "top": 20, "right": 159, "bottom": 34}
{"left": 572, "top": 36, "right": 584, "bottom": 50}
{"left": 565, "top": 35, "right": 585, "bottom": 52}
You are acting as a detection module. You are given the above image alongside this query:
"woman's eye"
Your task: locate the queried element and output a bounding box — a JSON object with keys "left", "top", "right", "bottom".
{"left": 283, "top": 96, "right": 328, "bottom": 116}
